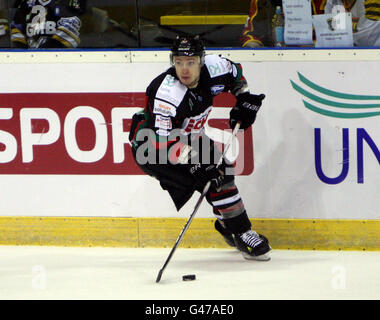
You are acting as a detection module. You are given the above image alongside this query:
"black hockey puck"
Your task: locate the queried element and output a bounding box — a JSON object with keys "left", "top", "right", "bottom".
{"left": 182, "top": 274, "right": 196, "bottom": 281}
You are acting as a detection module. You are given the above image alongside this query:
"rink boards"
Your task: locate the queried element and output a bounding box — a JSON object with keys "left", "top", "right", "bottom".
{"left": 0, "top": 216, "right": 379, "bottom": 251}
{"left": 0, "top": 48, "right": 379, "bottom": 250}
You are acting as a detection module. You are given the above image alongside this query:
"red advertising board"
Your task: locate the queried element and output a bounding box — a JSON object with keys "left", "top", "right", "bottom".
{"left": 0, "top": 92, "right": 253, "bottom": 175}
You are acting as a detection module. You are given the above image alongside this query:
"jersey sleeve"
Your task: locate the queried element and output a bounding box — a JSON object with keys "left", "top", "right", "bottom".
{"left": 49, "top": 0, "right": 84, "bottom": 48}
{"left": 204, "top": 54, "right": 249, "bottom": 96}
{"left": 49, "top": 15, "right": 81, "bottom": 48}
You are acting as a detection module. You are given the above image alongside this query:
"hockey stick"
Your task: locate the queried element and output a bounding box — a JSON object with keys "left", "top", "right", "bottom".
{"left": 156, "top": 122, "right": 241, "bottom": 283}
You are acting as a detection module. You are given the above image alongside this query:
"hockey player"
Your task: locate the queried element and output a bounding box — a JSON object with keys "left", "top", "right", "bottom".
{"left": 10, "top": 0, "right": 86, "bottom": 48}
{"left": 129, "top": 35, "right": 271, "bottom": 261}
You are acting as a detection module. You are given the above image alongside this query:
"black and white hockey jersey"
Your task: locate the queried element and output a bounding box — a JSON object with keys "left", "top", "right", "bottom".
{"left": 11, "top": 0, "right": 85, "bottom": 48}
{"left": 130, "top": 54, "right": 248, "bottom": 153}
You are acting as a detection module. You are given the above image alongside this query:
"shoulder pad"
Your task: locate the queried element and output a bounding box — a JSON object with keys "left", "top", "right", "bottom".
{"left": 204, "top": 54, "right": 234, "bottom": 78}
{"left": 156, "top": 74, "right": 187, "bottom": 107}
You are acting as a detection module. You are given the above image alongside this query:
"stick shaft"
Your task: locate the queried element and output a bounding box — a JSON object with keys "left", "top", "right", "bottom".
{"left": 156, "top": 123, "right": 240, "bottom": 283}
{"left": 156, "top": 181, "right": 209, "bottom": 283}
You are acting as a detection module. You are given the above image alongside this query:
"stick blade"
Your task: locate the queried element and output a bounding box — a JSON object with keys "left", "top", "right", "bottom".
{"left": 156, "top": 269, "right": 164, "bottom": 283}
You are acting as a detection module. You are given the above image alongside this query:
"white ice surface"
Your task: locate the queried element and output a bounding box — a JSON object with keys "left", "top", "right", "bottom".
{"left": 0, "top": 246, "right": 379, "bottom": 300}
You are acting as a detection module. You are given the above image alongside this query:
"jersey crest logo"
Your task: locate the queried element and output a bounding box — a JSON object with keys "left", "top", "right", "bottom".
{"left": 182, "top": 107, "right": 212, "bottom": 134}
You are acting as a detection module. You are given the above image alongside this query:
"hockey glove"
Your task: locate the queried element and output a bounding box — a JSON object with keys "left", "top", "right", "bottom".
{"left": 230, "top": 92, "right": 265, "bottom": 130}
{"left": 189, "top": 163, "right": 224, "bottom": 192}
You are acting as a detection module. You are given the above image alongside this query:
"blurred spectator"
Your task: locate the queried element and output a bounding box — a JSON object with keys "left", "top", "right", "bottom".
{"left": 241, "top": 0, "right": 326, "bottom": 47}
{"left": 0, "top": 8, "right": 9, "bottom": 47}
{"left": 325, "top": 0, "right": 380, "bottom": 46}
{"left": 0, "top": 17, "right": 8, "bottom": 37}
{"left": 10, "top": 0, "right": 86, "bottom": 48}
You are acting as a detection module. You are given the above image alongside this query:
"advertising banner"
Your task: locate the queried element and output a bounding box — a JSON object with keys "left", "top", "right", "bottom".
{"left": 0, "top": 56, "right": 379, "bottom": 219}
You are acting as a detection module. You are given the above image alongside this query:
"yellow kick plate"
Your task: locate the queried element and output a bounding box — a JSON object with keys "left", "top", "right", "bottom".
{"left": 0, "top": 216, "right": 379, "bottom": 251}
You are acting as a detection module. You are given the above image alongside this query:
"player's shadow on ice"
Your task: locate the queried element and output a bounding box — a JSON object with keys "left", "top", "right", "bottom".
{"left": 172, "top": 249, "right": 330, "bottom": 273}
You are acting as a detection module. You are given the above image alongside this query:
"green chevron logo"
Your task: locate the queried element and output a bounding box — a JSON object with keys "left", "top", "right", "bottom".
{"left": 290, "top": 72, "right": 380, "bottom": 119}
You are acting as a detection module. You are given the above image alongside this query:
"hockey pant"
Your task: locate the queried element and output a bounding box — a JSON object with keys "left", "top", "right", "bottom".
{"left": 131, "top": 146, "right": 252, "bottom": 235}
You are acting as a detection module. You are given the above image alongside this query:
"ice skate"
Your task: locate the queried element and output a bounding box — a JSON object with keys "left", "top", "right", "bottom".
{"left": 233, "top": 230, "right": 271, "bottom": 261}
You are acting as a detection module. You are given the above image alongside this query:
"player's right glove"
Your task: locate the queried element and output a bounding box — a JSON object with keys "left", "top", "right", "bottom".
{"left": 168, "top": 141, "right": 224, "bottom": 191}
{"left": 189, "top": 163, "right": 224, "bottom": 192}
{"left": 229, "top": 92, "right": 265, "bottom": 130}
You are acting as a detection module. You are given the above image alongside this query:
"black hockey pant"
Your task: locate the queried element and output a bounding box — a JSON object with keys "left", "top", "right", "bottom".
{"left": 131, "top": 146, "right": 252, "bottom": 235}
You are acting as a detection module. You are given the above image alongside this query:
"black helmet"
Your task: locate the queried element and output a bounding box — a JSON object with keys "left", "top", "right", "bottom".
{"left": 170, "top": 35, "right": 205, "bottom": 65}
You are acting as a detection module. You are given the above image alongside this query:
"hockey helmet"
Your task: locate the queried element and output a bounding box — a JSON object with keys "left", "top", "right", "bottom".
{"left": 170, "top": 35, "right": 205, "bottom": 65}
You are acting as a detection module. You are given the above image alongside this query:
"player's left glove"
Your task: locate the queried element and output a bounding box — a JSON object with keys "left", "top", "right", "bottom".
{"left": 230, "top": 92, "right": 265, "bottom": 130}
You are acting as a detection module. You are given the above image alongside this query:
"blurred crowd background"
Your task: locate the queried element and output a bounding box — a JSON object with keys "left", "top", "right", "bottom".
{"left": 0, "top": 0, "right": 379, "bottom": 49}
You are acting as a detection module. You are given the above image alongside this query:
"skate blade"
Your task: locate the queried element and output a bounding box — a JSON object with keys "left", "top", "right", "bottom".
{"left": 242, "top": 252, "right": 271, "bottom": 261}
